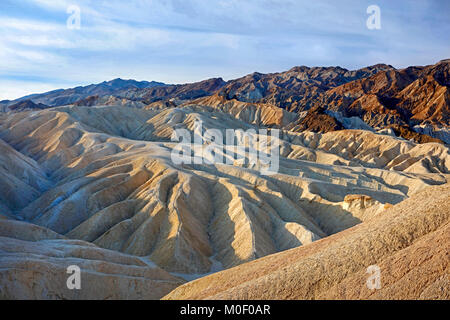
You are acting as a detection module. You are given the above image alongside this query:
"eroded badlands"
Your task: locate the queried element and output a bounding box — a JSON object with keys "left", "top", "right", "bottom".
{"left": 0, "top": 104, "right": 448, "bottom": 299}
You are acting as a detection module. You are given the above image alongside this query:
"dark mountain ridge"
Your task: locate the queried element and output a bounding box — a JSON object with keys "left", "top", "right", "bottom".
{"left": 2, "top": 60, "right": 449, "bottom": 144}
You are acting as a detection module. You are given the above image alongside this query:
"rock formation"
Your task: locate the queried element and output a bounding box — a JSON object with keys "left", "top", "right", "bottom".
{"left": 164, "top": 183, "right": 450, "bottom": 300}
{"left": 0, "top": 60, "right": 449, "bottom": 300}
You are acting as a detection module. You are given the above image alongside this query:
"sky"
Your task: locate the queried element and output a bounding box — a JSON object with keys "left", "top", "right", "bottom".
{"left": 0, "top": 0, "right": 449, "bottom": 100}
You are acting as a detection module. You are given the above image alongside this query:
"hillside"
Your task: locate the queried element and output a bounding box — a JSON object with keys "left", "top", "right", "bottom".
{"left": 0, "top": 61, "right": 449, "bottom": 300}
{"left": 164, "top": 183, "right": 450, "bottom": 300}
{"left": 0, "top": 102, "right": 448, "bottom": 299}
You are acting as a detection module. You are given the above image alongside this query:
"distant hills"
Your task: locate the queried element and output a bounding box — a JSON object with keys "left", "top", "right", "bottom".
{"left": 2, "top": 78, "right": 166, "bottom": 108}
{"left": 1, "top": 59, "right": 449, "bottom": 144}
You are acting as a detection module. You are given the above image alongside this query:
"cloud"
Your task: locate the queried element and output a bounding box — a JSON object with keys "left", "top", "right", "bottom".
{"left": 0, "top": 17, "right": 58, "bottom": 31}
{"left": 0, "top": 0, "right": 449, "bottom": 100}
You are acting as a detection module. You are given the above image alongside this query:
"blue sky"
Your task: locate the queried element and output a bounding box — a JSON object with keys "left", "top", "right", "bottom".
{"left": 0, "top": 0, "right": 449, "bottom": 100}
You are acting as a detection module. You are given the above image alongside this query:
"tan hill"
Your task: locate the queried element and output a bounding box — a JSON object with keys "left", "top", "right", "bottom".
{"left": 0, "top": 105, "right": 448, "bottom": 279}
{"left": 163, "top": 182, "right": 450, "bottom": 300}
{"left": 0, "top": 88, "right": 449, "bottom": 299}
{"left": 180, "top": 94, "right": 298, "bottom": 127}
{"left": 0, "top": 219, "right": 185, "bottom": 299}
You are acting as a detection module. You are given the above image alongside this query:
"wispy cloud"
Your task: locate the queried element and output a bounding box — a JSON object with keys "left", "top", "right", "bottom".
{"left": 0, "top": 0, "right": 449, "bottom": 100}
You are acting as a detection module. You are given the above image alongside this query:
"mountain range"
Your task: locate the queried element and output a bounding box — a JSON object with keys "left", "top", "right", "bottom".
{"left": 2, "top": 60, "right": 449, "bottom": 144}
